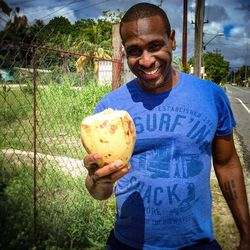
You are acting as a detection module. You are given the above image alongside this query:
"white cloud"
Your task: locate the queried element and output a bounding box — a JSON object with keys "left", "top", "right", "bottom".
{"left": 230, "top": 26, "right": 244, "bottom": 36}
{"left": 20, "top": 6, "right": 77, "bottom": 25}
{"left": 204, "top": 21, "right": 224, "bottom": 35}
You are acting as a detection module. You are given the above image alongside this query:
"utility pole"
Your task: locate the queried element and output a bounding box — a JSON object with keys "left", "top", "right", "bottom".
{"left": 112, "top": 24, "right": 123, "bottom": 90}
{"left": 182, "top": 0, "right": 188, "bottom": 73}
{"left": 245, "top": 42, "right": 249, "bottom": 86}
{"left": 193, "top": 0, "right": 205, "bottom": 77}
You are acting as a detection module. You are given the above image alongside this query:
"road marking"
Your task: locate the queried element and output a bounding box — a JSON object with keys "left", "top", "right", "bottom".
{"left": 235, "top": 98, "right": 250, "bottom": 115}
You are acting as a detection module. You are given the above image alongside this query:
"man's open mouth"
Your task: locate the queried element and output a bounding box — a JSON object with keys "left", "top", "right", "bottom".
{"left": 140, "top": 66, "right": 161, "bottom": 80}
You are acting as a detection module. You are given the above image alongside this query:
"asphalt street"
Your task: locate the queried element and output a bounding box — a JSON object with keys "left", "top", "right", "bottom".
{"left": 225, "top": 84, "right": 250, "bottom": 169}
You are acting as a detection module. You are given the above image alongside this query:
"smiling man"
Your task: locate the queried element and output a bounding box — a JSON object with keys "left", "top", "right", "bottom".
{"left": 83, "top": 3, "right": 250, "bottom": 250}
{"left": 120, "top": 14, "right": 177, "bottom": 93}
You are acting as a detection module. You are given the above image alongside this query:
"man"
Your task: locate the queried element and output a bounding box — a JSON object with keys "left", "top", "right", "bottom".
{"left": 84, "top": 3, "right": 250, "bottom": 250}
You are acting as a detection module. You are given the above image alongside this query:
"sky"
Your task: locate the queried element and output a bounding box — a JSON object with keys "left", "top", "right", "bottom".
{"left": 2, "top": 0, "right": 250, "bottom": 69}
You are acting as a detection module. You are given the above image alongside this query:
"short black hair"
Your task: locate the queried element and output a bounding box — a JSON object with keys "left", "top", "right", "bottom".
{"left": 120, "top": 2, "right": 171, "bottom": 40}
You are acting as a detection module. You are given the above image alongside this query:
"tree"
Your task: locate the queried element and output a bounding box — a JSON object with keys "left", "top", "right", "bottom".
{"left": 27, "top": 19, "right": 45, "bottom": 44}
{"left": 102, "top": 9, "right": 124, "bottom": 24}
{"left": 173, "top": 56, "right": 192, "bottom": 72}
{"left": 0, "top": 0, "right": 12, "bottom": 16}
{"left": 203, "top": 52, "right": 229, "bottom": 84}
{"left": 231, "top": 65, "right": 250, "bottom": 86}
{"left": 187, "top": 52, "right": 229, "bottom": 84}
{"left": 0, "top": 1, "right": 31, "bottom": 68}
{"left": 40, "top": 16, "right": 72, "bottom": 44}
{"left": 72, "top": 18, "right": 112, "bottom": 50}
{"left": 0, "top": 1, "right": 29, "bottom": 42}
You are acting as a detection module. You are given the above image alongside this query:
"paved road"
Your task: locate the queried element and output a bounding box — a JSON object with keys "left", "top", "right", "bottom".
{"left": 225, "top": 84, "right": 250, "bottom": 168}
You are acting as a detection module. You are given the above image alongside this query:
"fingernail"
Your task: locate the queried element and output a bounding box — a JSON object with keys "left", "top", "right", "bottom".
{"left": 113, "top": 160, "right": 123, "bottom": 167}
{"left": 93, "top": 154, "right": 103, "bottom": 167}
{"left": 122, "top": 167, "right": 129, "bottom": 173}
{"left": 93, "top": 153, "right": 101, "bottom": 160}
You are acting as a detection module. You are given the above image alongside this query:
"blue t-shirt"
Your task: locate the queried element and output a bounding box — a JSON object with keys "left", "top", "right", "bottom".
{"left": 94, "top": 72, "right": 236, "bottom": 250}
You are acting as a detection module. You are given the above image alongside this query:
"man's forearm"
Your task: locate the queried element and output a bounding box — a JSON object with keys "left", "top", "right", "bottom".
{"left": 85, "top": 174, "right": 114, "bottom": 200}
{"left": 214, "top": 157, "right": 250, "bottom": 241}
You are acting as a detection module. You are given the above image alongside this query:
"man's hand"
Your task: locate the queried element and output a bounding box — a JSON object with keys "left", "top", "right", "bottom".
{"left": 83, "top": 153, "right": 130, "bottom": 200}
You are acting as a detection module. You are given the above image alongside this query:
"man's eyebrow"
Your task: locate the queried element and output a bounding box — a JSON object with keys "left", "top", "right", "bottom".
{"left": 126, "top": 39, "right": 165, "bottom": 47}
{"left": 125, "top": 44, "right": 140, "bottom": 50}
{"left": 126, "top": 44, "right": 139, "bottom": 47}
{"left": 149, "top": 40, "right": 165, "bottom": 44}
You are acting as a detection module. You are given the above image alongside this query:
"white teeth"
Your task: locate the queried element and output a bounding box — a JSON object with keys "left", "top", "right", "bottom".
{"left": 144, "top": 68, "right": 159, "bottom": 75}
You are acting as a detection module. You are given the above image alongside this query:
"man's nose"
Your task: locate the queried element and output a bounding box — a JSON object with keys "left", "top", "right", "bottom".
{"left": 139, "top": 51, "right": 155, "bottom": 68}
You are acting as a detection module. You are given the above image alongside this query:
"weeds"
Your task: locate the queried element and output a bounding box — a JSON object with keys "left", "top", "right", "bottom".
{"left": 0, "top": 73, "right": 111, "bottom": 158}
{"left": 0, "top": 71, "right": 113, "bottom": 249}
{"left": 0, "top": 158, "right": 115, "bottom": 250}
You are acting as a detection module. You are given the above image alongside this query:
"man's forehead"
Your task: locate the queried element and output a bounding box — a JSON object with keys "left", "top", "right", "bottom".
{"left": 121, "top": 15, "right": 167, "bottom": 43}
{"left": 121, "top": 15, "right": 164, "bottom": 27}
{"left": 121, "top": 16, "right": 165, "bottom": 36}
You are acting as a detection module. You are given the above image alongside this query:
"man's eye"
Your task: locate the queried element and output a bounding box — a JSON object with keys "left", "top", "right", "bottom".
{"left": 149, "top": 43, "right": 162, "bottom": 52}
{"left": 126, "top": 48, "right": 142, "bottom": 56}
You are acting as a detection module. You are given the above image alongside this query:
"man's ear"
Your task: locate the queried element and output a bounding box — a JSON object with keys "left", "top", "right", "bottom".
{"left": 170, "top": 29, "right": 176, "bottom": 51}
{"left": 121, "top": 44, "right": 127, "bottom": 57}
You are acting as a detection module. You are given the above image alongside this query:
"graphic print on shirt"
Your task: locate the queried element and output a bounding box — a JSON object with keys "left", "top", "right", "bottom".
{"left": 122, "top": 104, "right": 217, "bottom": 227}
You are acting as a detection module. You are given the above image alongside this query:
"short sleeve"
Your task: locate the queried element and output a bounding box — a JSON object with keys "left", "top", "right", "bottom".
{"left": 214, "top": 86, "right": 236, "bottom": 136}
{"left": 94, "top": 100, "right": 107, "bottom": 114}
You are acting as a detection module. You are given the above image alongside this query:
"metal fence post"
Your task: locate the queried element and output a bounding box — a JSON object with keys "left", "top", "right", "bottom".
{"left": 32, "top": 46, "right": 37, "bottom": 247}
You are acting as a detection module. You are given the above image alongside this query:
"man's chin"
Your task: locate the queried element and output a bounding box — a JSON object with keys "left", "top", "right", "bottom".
{"left": 138, "top": 79, "right": 166, "bottom": 91}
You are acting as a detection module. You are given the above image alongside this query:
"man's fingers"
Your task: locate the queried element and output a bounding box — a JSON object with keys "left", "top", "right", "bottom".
{"left": 83, "top": 153, "right": 103, "bottom": 169}
{"left": 84, "top": 154, "right": 130, "bottom": 183}
{"left": 94, "top": 160, "right": 124, "bottom": 177}
{"left": 110, "top": 165, "right": 130, "bottom": 182}
{"left": 94, "top": 165, "right": 130, "bottom": 184}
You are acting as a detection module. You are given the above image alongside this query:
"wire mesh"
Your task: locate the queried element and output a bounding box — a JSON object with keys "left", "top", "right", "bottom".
{"left": 0, "top": 40, "right": 122, "bottom": 249}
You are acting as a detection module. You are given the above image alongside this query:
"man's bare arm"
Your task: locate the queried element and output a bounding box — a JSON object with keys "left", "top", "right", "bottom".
{"left": 212, "top": 134, "right": 250, "bottom": 249}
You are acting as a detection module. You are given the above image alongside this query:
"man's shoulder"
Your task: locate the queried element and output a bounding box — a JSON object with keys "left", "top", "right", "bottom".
{"left": 104, "top": 79, "right": 136, "bottom": 98}
{"left": 180, "top": 71, "right": 207, "bottom": 83}
{"left": 180, "top": 72, "right": 221, "bottom": 90}
{"left": 96, "top": 79, "right": 137, "bottom": 110}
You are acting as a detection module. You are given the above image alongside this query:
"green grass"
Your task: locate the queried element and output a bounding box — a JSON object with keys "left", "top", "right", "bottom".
{"left": 0, "top": 156, "right": 116, "bottom": 250}
{"left": 0, "top": 74, "right": 113, "bottom": 249}
{"left": 0, "top": 78, "right": 111, "bottom": 158}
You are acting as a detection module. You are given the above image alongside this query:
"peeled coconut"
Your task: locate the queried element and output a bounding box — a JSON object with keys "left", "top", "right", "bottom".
{"left": 80, "top": 108, "right": 136, "bottom": 166}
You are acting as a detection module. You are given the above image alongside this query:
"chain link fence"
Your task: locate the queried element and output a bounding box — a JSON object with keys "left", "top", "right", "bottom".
{"left": 0, "top": 40, "right": 123, "bottom": 249}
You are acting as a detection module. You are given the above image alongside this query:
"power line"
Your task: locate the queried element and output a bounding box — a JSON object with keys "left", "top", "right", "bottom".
{"left": 0, "top": 13, "right": 9, "bottom": 23}
{"left": 25, "top": 0, "right": 110, "bottom": 46}
{"left": 32, "top": 0, "right": 111, "bottom": 22}
{"left": 13, "top": 0, "right": 86, "bottom": 18}
{"left": 8, "top": 0, "right": 78, "bottom": 7}
{"left": 38, "top": 0, "right": 83, "bottom": 20}
{"left": 41, "top": 0, "right": 111, "bottom": 21}
{"left": 8, "top": 0, "right": 36, "bottom": 5}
